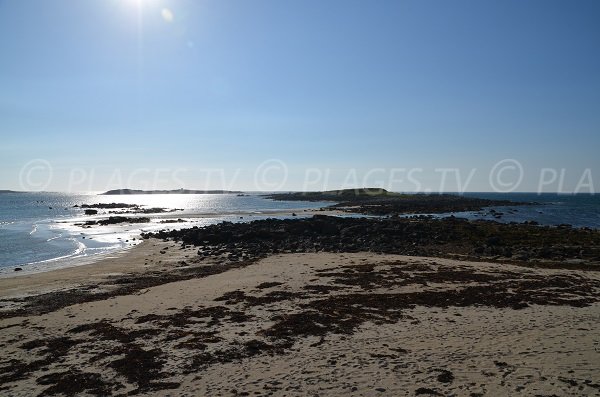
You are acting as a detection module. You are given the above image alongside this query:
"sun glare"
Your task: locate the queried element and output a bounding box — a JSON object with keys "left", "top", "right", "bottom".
{"left": 125, "top": 0, "right": 143, "bottom": 6}
{"left": 123, "top": 0, "right": 158, "bottom": 8}
{"left": 122, "top": 0, "right": 173, "bottom": 23}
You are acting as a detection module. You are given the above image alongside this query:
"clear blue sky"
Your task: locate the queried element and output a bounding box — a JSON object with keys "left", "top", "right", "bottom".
{"left": 1, "top": 0, "right": 599, "bottom": 192}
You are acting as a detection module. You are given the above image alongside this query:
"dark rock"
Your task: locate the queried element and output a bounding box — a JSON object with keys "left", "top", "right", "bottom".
{"left": 83, "top": 217, "right": 151, "bottom": 226}
{"left": 141, "top": 215, "right": 600, "bottom": 271}
{"left": 415, "top": 387, "right": 442, "bottom": 395}
{"left": 98, "top": 217, "right": 150, "bottom": 225}
{"left": 486, "top": 236, "right": 501, "bottom": 246}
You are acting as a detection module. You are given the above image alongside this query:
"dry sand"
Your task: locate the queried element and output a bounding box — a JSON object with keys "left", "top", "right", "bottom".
{"left": 1, "top": 249, "right": 599, "bottom": 396}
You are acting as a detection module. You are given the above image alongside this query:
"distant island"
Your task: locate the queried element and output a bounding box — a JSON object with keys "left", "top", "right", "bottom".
{"left": 0, "top": 190, "right": 20, "bottom": 194}
{"left": 266, "top": 188, "right": 531, "bottom": 216}
{"left": 266, "top": 188, "right": 397, "bottom": 200}
{"left": 101, "top": 188, "right": 243, "bottom": 195}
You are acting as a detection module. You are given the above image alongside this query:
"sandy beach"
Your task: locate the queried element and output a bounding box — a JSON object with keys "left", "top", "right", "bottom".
{"left": 1, "top": 242, "right": 599, "bottom": 396}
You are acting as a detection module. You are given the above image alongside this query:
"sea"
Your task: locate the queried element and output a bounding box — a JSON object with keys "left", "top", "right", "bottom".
{"left": 0, "top": 192, "right": 598, "bottom": 276}
{"left": 0, "top": 192, "right": 330, "bottom": 276}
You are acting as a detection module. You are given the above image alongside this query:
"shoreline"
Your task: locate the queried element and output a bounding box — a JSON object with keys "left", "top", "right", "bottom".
{"left": 3, "top": 200, "right": 600, "bottom": 280}
{"left": 1, "top": 207, "right": 347, "bottom": 279}
{"left": 3, "top": 191, "right": 599, "bottom": 278}
{"left": 0, "top": 241, "right": 151, "bottom": 297}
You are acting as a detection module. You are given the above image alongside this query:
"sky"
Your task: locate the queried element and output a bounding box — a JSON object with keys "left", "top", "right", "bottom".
{"left": 1, "top": 0, "right": 599, "bottom": 193}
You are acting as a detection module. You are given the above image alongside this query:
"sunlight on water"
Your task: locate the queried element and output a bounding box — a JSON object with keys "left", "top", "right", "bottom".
{"left": 0, "top": 193, "right": 330, "bottom": 274}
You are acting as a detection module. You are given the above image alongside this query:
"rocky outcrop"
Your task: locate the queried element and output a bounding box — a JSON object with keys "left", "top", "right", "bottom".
{"left": 145, "top": 215, "right": 600, "bottom": 268}
{"left": 84, "top": 217, "right": 151, "bottom": 226}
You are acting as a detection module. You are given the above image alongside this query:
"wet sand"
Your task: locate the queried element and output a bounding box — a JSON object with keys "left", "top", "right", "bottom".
{"left": 0, "top": 241, "right": 185, "bottom": 301}
{"left": 1, "top": 249, "right": 599, "bottom": 396}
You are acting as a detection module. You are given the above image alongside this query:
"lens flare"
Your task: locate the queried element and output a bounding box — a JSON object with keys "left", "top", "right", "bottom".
{"left": 161, "top": 8, "right": 174, "bottom": 23}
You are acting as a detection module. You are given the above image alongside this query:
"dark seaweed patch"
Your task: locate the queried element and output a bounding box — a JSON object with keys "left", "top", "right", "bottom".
{"left": 0, "top": 337, "right": 80, "bottom": 384}
{"left": 107, "top": 344, "right": 179, "bottom": 393}
{"left": 37, "top": 369, "right": 122, "bottom": 397}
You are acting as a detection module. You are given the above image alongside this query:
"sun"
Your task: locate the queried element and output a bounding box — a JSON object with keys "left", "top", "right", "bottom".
{"left": 120, "top": 0, "right": 174, "bottom": 28}
{"left": 123, "top": 0, "right": 158, "bottom": 8}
